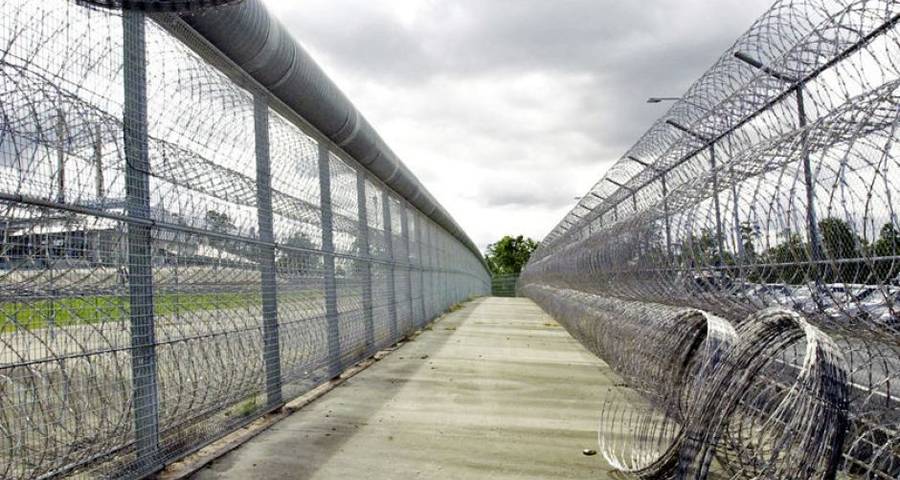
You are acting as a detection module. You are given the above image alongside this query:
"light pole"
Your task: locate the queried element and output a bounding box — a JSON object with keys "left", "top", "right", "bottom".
{"left": 651, "top": 97, "right": 739, "bottom": 271}
{"left": 733, "top": 51, "right": 822, "bottom": 282}
{"left": 628, "top": 155, "right": 672, "bottom": 262}
{"left": 666, "top": 119, "right": 726, "bottom": 268}
{"left": 647, "top": 96, "right": 709, "bottom": 111}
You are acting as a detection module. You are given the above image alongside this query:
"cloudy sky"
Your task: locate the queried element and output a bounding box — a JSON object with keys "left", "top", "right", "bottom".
{"left": 264, "top": 0, "right": 773, "bottom": 251}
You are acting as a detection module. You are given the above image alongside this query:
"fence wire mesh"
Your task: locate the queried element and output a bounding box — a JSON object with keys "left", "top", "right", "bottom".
{"left": 0, "top": 1, "right": 489, "bottom": 478}
{"left": 521, "top": 1, "right": 900, "bottom": 478}
{"left": 490, "top": 274, "right": 519, "bottom": 297}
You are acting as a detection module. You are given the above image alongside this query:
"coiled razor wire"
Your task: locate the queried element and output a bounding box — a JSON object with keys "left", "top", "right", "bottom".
{"left": 0, "top": 1, "right": 489, "bottom": 478}
{"left": 522, "top": 0, "right": 900, "bottom": 478}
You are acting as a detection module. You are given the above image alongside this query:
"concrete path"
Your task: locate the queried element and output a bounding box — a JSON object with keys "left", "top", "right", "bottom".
{"left": 192, "top": 297, "right": 625, "bottom": 480}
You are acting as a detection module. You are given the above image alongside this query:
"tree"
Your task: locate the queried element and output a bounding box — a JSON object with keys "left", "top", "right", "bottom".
{"left": 484, "top": 235, "right": 538, "bottom": 275}
{"left": 739, "top": 220, "right": 761, "bottom": 261}
{"left": 873, "top": 222, "right": 900, "bottom": 255}
{"left": 204, "top": 210, "right": 237, "bottom": 267}
{"left": 277, "top": 231, "right": 320, "bottom": 275}
{"left": 819, "top": 217, "right": 859, "bottom": 260}
{"left": 680, "top": 227, "right": 732, "bottom": 268}
{"left": 818, "top": 217, "right": 867, "bottom": 282}
{"left": 760, "top": 232, "right": 809, "bottom": 284}
{"left": 872, "top": 222, "right": 900, "bottom": 281}
{"left": 205, "top": 210, "right": 235, "bottom": 235}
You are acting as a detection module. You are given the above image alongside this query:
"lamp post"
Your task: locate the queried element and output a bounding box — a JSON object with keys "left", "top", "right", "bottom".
{"left": 628, "top": 155, "right": 672, "bottom": 262}
{"left": 652, "top": 96, "right": 748, "bottom": 272}
{"left": 733, "top": 51, "right": 822, "bottom": 281}
{"left": 665, "top": 119, "right": 726, "bottom": 268}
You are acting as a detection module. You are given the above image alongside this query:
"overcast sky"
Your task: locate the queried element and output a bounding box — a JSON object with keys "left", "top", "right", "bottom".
{"left": 264, "top": 0, "right": 773, "bottom": 251}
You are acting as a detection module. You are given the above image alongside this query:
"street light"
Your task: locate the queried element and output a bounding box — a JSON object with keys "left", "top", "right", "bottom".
{"left": 626, "top": 155, "right": 655, "bottom": 170}
{"left": 648, "top": 96, "right": 710, "bottom": 112}
{"left": 665, "top": 118, "right": 726, "bottom": 264}
{"left": 655, "top": 100, "right": 749, "bottom": 268}
{"left": 665, "top": 119, "right": 711, "bottom": 141}
{"left": 627, "top": 155, "right": 672, "bottom": 261}
{"left": 733, "top": 51, "right": 798, "bottom": 83}
{"left": 734, "top": 50, "right": 821, "bottom": 274}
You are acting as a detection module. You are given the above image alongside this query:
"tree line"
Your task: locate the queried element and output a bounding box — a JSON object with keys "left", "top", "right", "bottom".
{"left": 680, "top": 217, "right": 900, "bottom": 285}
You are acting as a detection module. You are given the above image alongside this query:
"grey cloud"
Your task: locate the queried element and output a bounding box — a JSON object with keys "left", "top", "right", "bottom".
{"left": 471, "top": 175, "right": 590, "bottom": 210}
{"left": 263, "top": 0, "right": 772, "bottom": 240}
{"left": 273, "top": 0, "right": 769, "bottom": 153}
{"left": 479, "top": 188, "right": 572, "bottom": 209}
{"left": 278, "top": 2, "right": 435, "bottom": 83}
{"left": 274, "top": 1, "right": 764, "bottom": 80}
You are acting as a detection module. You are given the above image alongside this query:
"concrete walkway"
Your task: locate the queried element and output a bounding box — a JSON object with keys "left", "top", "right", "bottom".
{"left": 192, "top": 297, "right": 625, "bottom": 479}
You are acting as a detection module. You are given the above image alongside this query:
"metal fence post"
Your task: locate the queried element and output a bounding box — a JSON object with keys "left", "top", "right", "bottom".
{"left": 56, "top": 109, "right": 66, "bottom": 204}
{"left": 122, "top": 9, "right": 159, "bottom": 468}
{"left": 661, "top": 172, "right": 673, "bottom": 263}
{"left": 426, "top": 220, "right": 436, "bottom": 319}
{"left": 415, "top": 214, "right": 427, "bottom": 326}
{"left": 253, "top": 94, "right": 283, "bottom": 407}
{"left": 436, "top": 231, "right": 445, "bottom": 310}
{"left": 797, "top": 86, "right": 823, "bottom": 278}
{"left": 709, "top": 143, "right": 726, "bottom": 264}
{"left": 730, "top": 164, "right": 745, "bottom": 269}
{"left": 442, "top": 234, "right": 450, "bottom": 309}
{"left": 355, "top": 169, "right": 375, "bottom": 354}
{"left": 317, "top": 143, "right": 341, "bottom": 378}
{"left": 400, "top": 204, "right": 414, "bottom": 332}
{"left": 382, "top": 191, "right": 398, "bottom": 340}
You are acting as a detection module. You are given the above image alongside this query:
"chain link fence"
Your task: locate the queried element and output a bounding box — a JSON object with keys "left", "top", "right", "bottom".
{"left": 490, "top": 274, "right": 519, "bottom": 297}
{"left": 522, "top": 1, "right": 900, "bottom": 478}
{"left": 0, "top": 1, "right": 489, "bottom": 478}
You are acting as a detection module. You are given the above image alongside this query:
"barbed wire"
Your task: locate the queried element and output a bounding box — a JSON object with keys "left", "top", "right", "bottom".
{"left": 522, "top": 0, "right": 900, "bottom": 478}
{"left": 0, "top": 1, "right": 489, "bottom": 478}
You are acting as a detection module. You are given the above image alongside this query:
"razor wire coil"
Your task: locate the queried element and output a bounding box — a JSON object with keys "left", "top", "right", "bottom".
{"left": 522, "top": 1, "right": 900, "bottom": 478}
{"left": 0, "top": 1, "right": 489, "bottom": 478}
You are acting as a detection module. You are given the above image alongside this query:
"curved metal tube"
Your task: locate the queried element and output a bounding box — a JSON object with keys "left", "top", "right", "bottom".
{"left": 175, "top": 0, "right": 485, "bottom": 264}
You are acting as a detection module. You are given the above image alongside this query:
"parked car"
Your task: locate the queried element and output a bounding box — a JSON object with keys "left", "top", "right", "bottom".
{"left": 857, "top": 290, "right": 900, "bottom": 328}
{"left": 823, "top": 285, "right": 883, "bottom": 319}
{"left": 687, "top": 270, "right": 733, "bottom": 292}
{"left": 745, "top": 283, "right": 795, "bottom": 307}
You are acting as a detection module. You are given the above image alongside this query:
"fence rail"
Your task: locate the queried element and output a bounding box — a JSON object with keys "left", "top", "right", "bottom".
{"left": 490, "top": 274, "right": 519, "bottom": 297}
{"left": 0, "top": 2, "right": 489, "bottom": 478}
{"left": 522, "top": 1, "right": 900, "bottom": 478}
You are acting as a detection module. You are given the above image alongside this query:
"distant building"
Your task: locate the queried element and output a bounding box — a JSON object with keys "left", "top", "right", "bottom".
{"left": 0, "top": 198, "right": 198, "bottom": 268}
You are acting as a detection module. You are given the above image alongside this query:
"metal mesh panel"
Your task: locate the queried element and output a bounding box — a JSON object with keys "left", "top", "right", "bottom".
{"left": 388, "top": 195, "right": 412, "bottom": 337}
{"left": 364, "top": 177, "right": 395, "bottom": 351}
{"left": 522, "top": 1, "right": 900, "bottom": 478}
{"left": 0, "top": 3, "right": 132, "bottom": 478}
{"left": 328, "top": 153, "right": 368, "bottom": 365}
{"left": 0, "top": 1, "right": 490, "bottom": 478}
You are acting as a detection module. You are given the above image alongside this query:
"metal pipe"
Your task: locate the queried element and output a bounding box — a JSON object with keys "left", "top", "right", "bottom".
{"left": 355, "top": 169, "right": 375, "bottom": 355}
{"left": 122, "top": 9, "right": 160, "bottom": 469}
{"left": 172, "top": 0, "right": 484, "bottom": 266}
{"left": 254, "top": 94, "right": 283, "bottom": 408}
{"left": 318, "top": 142, "right": 341, "bottom": 378}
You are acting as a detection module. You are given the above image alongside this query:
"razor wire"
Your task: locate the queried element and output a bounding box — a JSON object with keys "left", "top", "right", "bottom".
{"left": 0, "top": 1, "right": 490, "bottom": 478}
{"left": 521, "top": 1, "right": 900, "bottom": 478}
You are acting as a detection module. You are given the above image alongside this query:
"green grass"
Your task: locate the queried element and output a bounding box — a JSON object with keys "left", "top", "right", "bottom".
{"left": 0, "top": 290, "right": 324, "bottom": 333}
{"left": 235, "top": 397, "right": 259, "bottom": 417}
